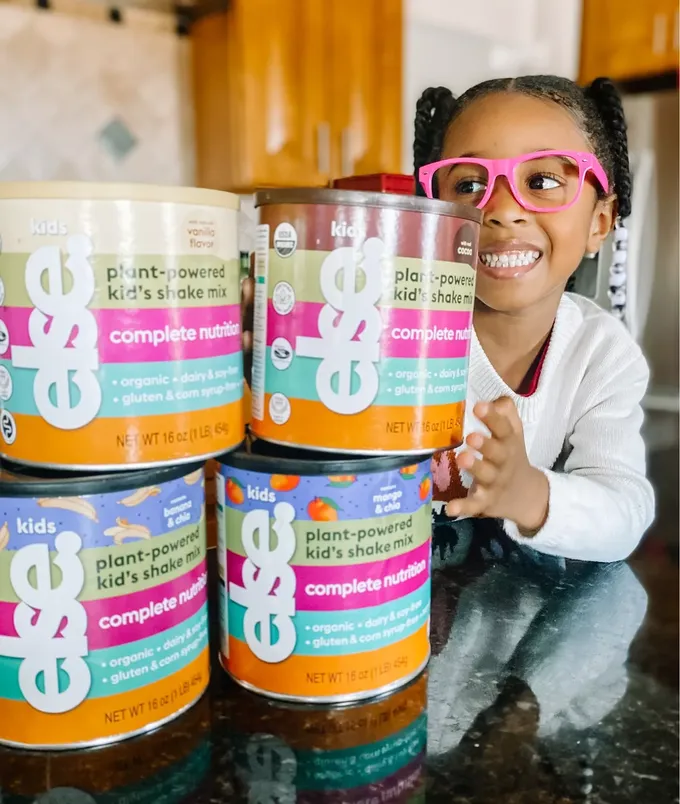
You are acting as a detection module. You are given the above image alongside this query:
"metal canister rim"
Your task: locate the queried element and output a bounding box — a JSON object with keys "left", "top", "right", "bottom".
{"left": 0, "top": 181, "right": 240, "bottom": 210}
{"left": 0, "top": 458, "right": 206, "bottom": 498}
{"left": 254, "top": 187, "right": 482, "bottom": 224}
{"left": 217, "top": 441, "right": 431, "bottom": 477}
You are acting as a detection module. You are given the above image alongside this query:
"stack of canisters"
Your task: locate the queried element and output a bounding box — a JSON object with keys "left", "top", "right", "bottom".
{"left": 0, "top": 182, "right": 244, "bottom": 750}
{"left": 0, "top": 180, "right": 481, "bottom": 753}
{"left": 216, "top": 188, "right": 481, "bottom": 705}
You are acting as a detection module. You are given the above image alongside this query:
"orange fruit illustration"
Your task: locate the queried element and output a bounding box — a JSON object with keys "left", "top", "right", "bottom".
{"left": 271, "top": 474, "right": 300, "bottom": 492}
{"left": 327, "top": 475, "right": 357, "bottom": 487}
{"left": 399, "top": 465, "right": 418, "bottom": 479}
{"left": 226, "top": 477, "right": 245, "bottom": 505}
{"left": 418, "top": 476, "right": 431, "bottom": 501}
{"left": 307, "top": 497, "right": 340, "bottom": 521}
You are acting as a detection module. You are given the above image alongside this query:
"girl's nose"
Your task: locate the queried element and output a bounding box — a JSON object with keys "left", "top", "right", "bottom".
{"left": 483, "top": 177, "right": 529, "bottom": 227}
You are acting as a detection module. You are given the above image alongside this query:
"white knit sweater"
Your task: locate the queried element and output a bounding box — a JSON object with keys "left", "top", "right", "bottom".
{"left": 436, "top": 293, "right": 655, "bottom": 563}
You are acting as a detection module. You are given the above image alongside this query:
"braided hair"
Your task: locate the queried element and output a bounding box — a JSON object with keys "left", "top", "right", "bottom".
{"left": 413, "top": 76, "right": 632, "bottom": 319}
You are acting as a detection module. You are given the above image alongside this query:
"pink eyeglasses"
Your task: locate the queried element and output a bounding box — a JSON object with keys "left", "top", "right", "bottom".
{"left": 418, "top": 150, "right": 609, "bottom": 212}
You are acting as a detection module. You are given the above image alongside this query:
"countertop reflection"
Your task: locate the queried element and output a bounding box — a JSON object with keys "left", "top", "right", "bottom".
{"left": 0, "top": 542, "right": 677, "bottom": 804}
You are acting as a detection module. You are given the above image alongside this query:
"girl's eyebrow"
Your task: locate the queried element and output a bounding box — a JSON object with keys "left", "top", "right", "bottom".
{"left": 454, "top": 147, "right": 555, "bottom": 159}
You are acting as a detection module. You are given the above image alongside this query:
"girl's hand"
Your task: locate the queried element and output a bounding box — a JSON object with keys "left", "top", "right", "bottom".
{"left": 445, "top": 397, "right": 549, "bottom": 535}
{"left": 241, "top": 266, "right": 254, "bottom": 386}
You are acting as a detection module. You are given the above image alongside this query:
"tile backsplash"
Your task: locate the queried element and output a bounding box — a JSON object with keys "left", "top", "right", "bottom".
{"left": 0, "top": 3, "right": 193, "bottom": 185}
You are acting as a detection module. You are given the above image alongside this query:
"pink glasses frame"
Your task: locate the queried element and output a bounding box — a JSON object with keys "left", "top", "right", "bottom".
{"left": 418, "top": 150, "right": 610, "bottom": 213}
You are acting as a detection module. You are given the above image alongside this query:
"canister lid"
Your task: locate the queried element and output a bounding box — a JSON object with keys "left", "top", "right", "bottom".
{"left": 218, "top": 437, "right": 432, "bottom": 476}
{"left": 254, "top": 187, "right": 482, "bottom": 223}
{"left": 0, "top": 182, "right": 240, "bottom": 209}
{"left": 0, "top": 460, "right": 204, "bottom": 497}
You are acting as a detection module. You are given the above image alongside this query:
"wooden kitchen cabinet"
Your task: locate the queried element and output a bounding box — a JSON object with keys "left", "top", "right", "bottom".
{"left": 328, "top": 0, "right": 403, "bottom": 179}
{"left": 191, "top": 0, "right": 402, "bottom": 193}
{"left": 580, "top": 0, "right": 679, "bottom": 85}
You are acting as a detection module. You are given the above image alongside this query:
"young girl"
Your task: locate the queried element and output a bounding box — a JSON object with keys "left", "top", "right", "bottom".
{"left": 414, "top": 75, "right": 654, "bottom": 565}
{"left": 241, "top": 75, "right": 654, "bottom": 566}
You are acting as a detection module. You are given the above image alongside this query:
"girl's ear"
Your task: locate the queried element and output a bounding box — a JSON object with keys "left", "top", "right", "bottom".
{"left": 586, "top": 196, "right": 616, "bottom": 254}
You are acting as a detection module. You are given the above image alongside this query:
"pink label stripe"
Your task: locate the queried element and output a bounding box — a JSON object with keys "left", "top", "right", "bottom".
{"left": 5, "top": 304, "right": 241, "bottom": 363}
{"left": 297, "top": 753, "right": 425, "bottom": 804}
{"left": 226, "top": 541, "right": 430, "bottom": 611}
{"left": 0, "top": 562, "right": 207, "bottom": 651}
{"left": 267, "top": 301, "right": 473, "bottom": 360}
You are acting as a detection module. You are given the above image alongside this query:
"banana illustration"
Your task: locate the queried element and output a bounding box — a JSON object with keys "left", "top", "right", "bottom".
{"left": 118, "top": 487, "right": 161, "bottom": 507}
{"left": 104, "top": 518, "right": 152, "bottom": 546}
{"left": 37, "top": 497, "right": 99, "bottom": 522}
{"left": 184, "top": 469, "right": 203, "bottom": 486}
{"left": 0, "top": 522, "right": 9, "bottom": 551}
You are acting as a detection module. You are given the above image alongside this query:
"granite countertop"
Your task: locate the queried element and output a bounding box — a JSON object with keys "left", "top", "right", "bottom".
{"left": 1, "top": 540, "right": 677, "bottom": 804}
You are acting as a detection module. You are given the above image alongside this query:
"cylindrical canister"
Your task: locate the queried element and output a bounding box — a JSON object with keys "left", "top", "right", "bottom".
{"left": 0, "top": 182, "right": 244, "bottom": 470}
{"left": 0, "top": 463, "right": 210, "bottom": 749}
{"left": 228, "top": 672, "right": 427, "bottom": 803}
{"left": 250, "top": 188, "right": 481, "bottom": 454}
{"left": 0, "top": 694, "right": 211, "bottom": 803}
{"left": 216, "top": 440, "right": 433, "bottom": 703}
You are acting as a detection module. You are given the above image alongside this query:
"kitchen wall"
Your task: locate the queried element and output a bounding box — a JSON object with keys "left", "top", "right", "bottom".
{"left": 0, "top": 1, "right": 193, "bottom": 185}
{"left": 625, "top": 90, "right": 679, "bottom": 401}
{"left": 402, "top": 0, "right": 582, "bottom": 172}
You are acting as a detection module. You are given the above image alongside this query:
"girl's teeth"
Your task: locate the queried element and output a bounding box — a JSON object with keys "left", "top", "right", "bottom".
{"left": 479, "top": 250, "right": 540, "bottom": 268}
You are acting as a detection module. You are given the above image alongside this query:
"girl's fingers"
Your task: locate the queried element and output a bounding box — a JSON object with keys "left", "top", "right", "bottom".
{"left": 456, "top": 449, "right": 496, "bottom": 485}
{"left": 446, "top": 491, "right": 486, "bottom": 519}
{"left": 466, "top": 456, "right": 498, "bottom": 487}
{"left": 474, "top": 401, "right": 515, "bottom": 439}
{"left": 456, "top": 448, "right": 476, "bottom": 471}
{"left": 465, "top": 432, "right": 506, "bottom": 466}
{"left": 241, "top": 276, "right": 254, "bottom": 307}
{"left": 241, "top": 276, "right": 254, "bottom": 355}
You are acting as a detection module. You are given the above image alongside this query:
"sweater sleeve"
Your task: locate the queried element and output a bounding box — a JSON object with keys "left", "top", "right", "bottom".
{"left": 504, "top": 347, "right": 655, "bottom": 562}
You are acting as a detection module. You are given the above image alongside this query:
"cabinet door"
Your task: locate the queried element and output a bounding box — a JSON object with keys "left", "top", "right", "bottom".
{"left": 328, "top": 0, "right": 403, "bottom": 179}
{"left": 580, "top": 0, "right": 679, "bottom": 84}
{"left": 192, "top": 0, "right": 332, "bottom": 192}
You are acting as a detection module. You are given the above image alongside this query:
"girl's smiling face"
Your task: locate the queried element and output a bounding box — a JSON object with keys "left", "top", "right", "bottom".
{"left": 440, "top": 92, "right": 616, "bottom": 314}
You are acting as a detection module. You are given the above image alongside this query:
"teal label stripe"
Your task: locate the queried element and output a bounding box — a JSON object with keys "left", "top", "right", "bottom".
{"left": 0, "top": 606, "right": 208, "bottom": 701}
{"left": 1, "top": 354, "right": 243, "bottom": 418}
{"left": 264, "top": 352, "right": 468, "bottom": 406}
{"left": 295, "top": 714, "right": 426, "bottom": 790}
{"left": 226, "top": 582, "right": 430, "bottom": 656}
{"left": 96, "top": 741, "right": 211, "bottom": 804}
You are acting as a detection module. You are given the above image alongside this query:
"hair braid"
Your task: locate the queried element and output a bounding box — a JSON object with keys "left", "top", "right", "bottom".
{"left": 584, "top": 77, "right": 631, "bottom": 319}
{"left": 413, "top": 87, "right": 456, "bottom": 196}
{"left": 584, "top": 77, "right": 632, "bottom": 219}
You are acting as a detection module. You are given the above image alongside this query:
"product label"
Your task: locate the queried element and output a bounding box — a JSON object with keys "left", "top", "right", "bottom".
{"left": 0, "top": 198, "right": 243, "bottom": 466}
{"left": 252, "top": 204, "right": 478, "bottom": 452}
{"left": 251, "top": 224, "right": 270, "bottom": 422}
{"left": 0, "top": 468, "right": 209, "bottom": 748}
{"left": 218, "top": 460, "right": 432, "bottom": 700}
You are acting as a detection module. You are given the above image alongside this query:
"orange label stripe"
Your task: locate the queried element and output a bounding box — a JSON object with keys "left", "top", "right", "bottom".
{"left": 253, "top": 397, "right": 465, "bottom": 452}
{"left": 5, "top": 402, "right": 244, "bottom": 465}
{"left": 0, "top": 648, "right": 210, "bottom": 747}
{"left": 225, "top": 624, "right": 430, "bottom": 699}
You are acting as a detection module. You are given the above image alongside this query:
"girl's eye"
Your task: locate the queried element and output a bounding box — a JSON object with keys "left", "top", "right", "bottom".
{"left": 527, "top": 173, "right": 562, "bottom": 191}
{"left": 454, "top": 178, "right": 487, "bottom": 195}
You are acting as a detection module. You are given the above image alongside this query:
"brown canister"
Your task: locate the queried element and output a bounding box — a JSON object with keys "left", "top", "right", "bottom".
{"left": 0, "top": 694, "right": 211, "bottom": 802}
{"left": 228, "top": 672, "right": 427, "bottom": 802}
{"left": 251, "top": 189, "right": 481, "bottom": 454}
